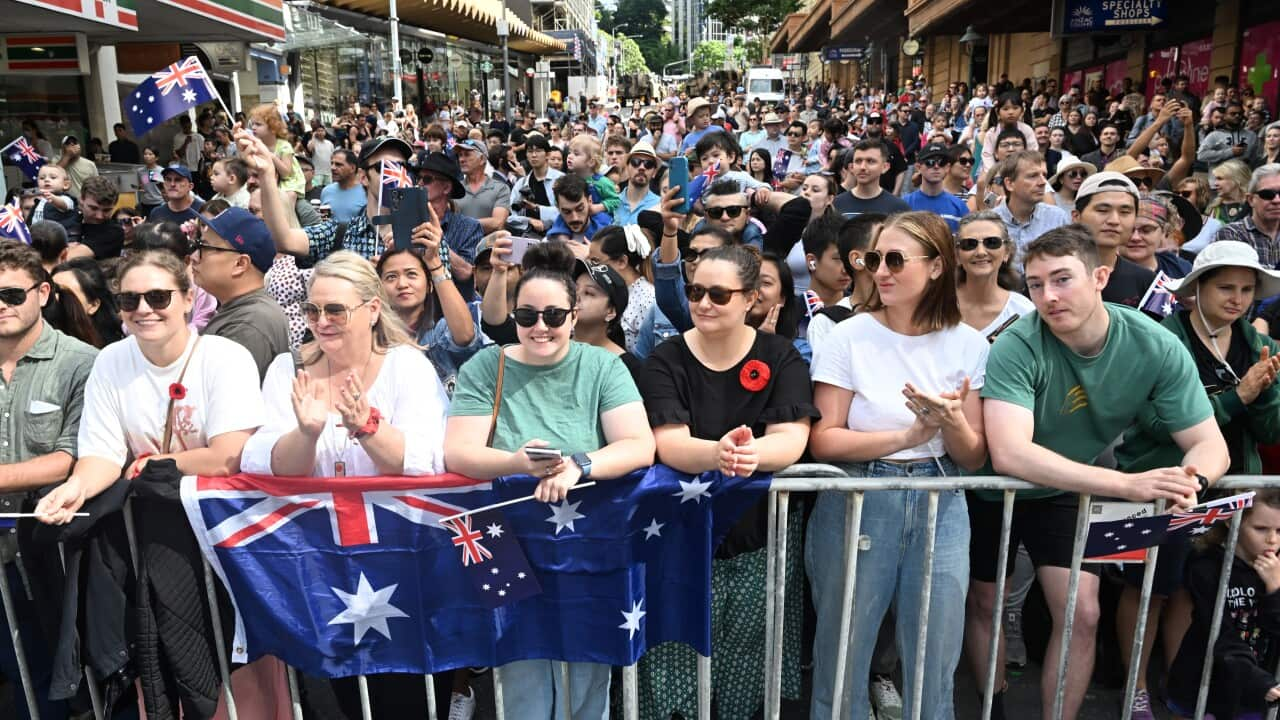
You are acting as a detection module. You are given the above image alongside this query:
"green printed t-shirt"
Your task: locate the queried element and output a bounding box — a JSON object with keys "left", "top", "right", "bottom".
{"left": 977, "top": 303, "right": 1212, "bottom": 500}
{"left": 449, "top": 342, "right": 642, "bottom": 454}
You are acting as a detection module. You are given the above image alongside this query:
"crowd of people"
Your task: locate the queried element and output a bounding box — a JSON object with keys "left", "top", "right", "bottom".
{"left": 2, "top": 67, "right": 1280, "bottom": 720}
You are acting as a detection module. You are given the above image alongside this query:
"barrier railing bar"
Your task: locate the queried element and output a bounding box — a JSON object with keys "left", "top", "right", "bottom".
{"left": 0, "top": 554, "right": 40, "bottom": 720}
{"left": 559, "top": 660, "right": 572, "bottom": 720}
{"left": 1121, "top": 500, "right": 1165, "bottom": 720}
{"left": 909, "top": 490, "right": 940, "bottom": 720}
{"left": 622, "top": 663, "right": 638, "bottom": 720}
{"left": 286, "top": 664, "right": 303, "bottom": 720}
{"left": 1051, "top": 493, "right": 1091, "bottom": 720}
{"left": 697, "top": 653, "right": 711, "bottom": 720}
{"left": 762, "top": 488, "right": 778, "bottom": 714}
{"left": 424, "top": 672, "right": 437, "bottom": 720}
{"left": 980, "top": 490, "right": 1016, "bottom": 720}
{"left": 357, "top": 674, "right": 372, "bottom": 720}
{"left": 767, "top": 491, "right": 790, "bottom": 720}
{"left": 492, "top": 666, "right": 506, "bottom": 720}
{"left": 1196, "top": 511, "right": 1243, "bottom": 720}
{"left": 201, "top": 556, "right": 238, "bottom": 720}
{"left": 829, "top": 491, "right": 864, "bottom": 720}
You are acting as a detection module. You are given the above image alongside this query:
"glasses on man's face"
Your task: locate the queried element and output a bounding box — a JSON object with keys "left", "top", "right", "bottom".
{"left": 684, "top": 283, "right": 749, "bottom": 305}
{"left": 115, "top": 289, "right": 177, "bottom": 312}
{"left": 787, "top": 131, "right": 805, "bottom": 138}
{"left": 858, "top": 249, "right": 933, "bottom": 273}
{"left": 1256, "top": 188, "right": 1280, "bottom": 202}
{"left": 956, "top": 236, "right": 1005, "bottom": 252}
{"left": 705, "top": 205, "right": 748, "bottom": 220}
{"left": 629, "top": 157, "right": 657, "bottom": 170}
{"left": 0, "top": 284, "right": 39, "bottom": 307}
{"left": 512, "top": 307, "right": 573, "bottom": 328}
{"left": 300, "top": 299, "right": 371, "bottom": 326}
{"left": 191, "top": 239, "right": 241, "bottom": 258}
{"left": 922, "top": 158, "right": 950, "bottom": 169}
{"left": 998, "top": 141, "right": 1025, "bottom": 150}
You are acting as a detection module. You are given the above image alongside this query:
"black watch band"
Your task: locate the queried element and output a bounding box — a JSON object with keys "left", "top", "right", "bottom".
{"left": 1195, "top": 473, "right": 1210, "bottom": 496}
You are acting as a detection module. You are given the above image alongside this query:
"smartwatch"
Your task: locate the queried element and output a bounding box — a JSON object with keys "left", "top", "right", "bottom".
{"left": 571, "top": 452, "right": 593, "bottom": 479}
{"left": 1195, "top": 473, "right": 1210, "bottom": 496}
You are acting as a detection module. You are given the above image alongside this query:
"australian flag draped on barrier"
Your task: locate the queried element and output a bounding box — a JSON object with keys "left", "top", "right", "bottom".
{"left": 178, "top": 466, "right": 769, "bottom": 678}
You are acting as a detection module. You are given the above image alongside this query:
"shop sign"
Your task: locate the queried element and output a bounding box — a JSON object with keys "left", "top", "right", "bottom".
{"left": 0, "top": 33, "right": 89, "bottom": 75}
{"left": 1063, "top": 0, "right": 1165, "bottom": 32}
{"left": 418, "top": 48, "right": 434, "bottom": 65}
{"left": 1241, "top": 20, "right": 1280, "bottom": 112}
{"left": 15, "top": 0, "right": 137, "bottom": 30}
{"left": 1145, "top": 37, "right": 1212, "bottom": 102}
{"left": 823, "top": 46, "right": 867, "bottom": 61}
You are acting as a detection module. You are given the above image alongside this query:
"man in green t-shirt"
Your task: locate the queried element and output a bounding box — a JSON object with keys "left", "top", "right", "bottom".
{"left": 969, "top": 224, "right": 1228, "bottom": 720}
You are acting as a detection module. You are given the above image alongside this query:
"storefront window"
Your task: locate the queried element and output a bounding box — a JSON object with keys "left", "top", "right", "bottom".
{"left": 0, "top": 74, "right": 89, "bottom": 169}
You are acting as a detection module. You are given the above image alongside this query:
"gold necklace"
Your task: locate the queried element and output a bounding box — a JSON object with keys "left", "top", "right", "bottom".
{"left": 325, "top": 351, "right": 372, "bottom": 476}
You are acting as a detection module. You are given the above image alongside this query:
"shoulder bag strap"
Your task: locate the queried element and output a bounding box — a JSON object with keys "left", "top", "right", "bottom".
{"left": 161, "top": 336, "right": 202, "bottom": 454}
{"left": 486, "top": 345, "right": 510, "bottom": 448}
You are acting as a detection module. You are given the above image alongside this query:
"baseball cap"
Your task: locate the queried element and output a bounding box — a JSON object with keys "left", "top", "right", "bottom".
{"left": 866, "top": 111, "right": 884, "bottom": 123}
{"left": 917, "top": 143, "right": 949, "bottom": 162}
{"left": 1076, "top": 171, "right": 1140, "bottom": 207}
{"left": 574, "top": 259, "right": 629, "bottom": 317}
{"left": 61, "top": 135, "right": 80, "bottom": 146}
{"left": 199, "top": 207, "right": 275, "bottom": 274}
{"left": 357, "top": 136, "right": 412, "bottom": 168}
{"left": 161, "top": 165, "right": 193, "bottom": 181}
{"left": 454, "top": 138, "right": 487, "bottom": 156}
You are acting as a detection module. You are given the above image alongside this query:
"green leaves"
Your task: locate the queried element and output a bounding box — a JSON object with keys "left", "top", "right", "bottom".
{"left": 704, "top": 0, "right": 801, "bottom": 36}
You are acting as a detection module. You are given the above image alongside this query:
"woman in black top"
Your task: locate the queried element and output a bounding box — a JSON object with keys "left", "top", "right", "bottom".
{"left": 638, "top": 244, "right": 818, "bottom": 720}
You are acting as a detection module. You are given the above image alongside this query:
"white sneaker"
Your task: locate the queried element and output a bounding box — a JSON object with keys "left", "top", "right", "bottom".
{"left": 448, "top": 688, "right": 476, "bottom": 720}
{"left": 869, "top": 675, "right": 903, "bottom": 720}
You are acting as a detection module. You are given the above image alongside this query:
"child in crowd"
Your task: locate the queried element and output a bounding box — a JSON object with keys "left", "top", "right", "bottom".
{"left": 565, "top": 133, "right": 620, "bottom": 218}
{"left": 1168, "top": 489, "right": 1280, "bottom": 720}
{"left": 689, "top": 132, "right": 771, "bottom": 211}
{"left": 30, "top": 164, "right": 81, "bottom": 241}
{"left": 210, "top": 157, "right": 251, "bottom": 209}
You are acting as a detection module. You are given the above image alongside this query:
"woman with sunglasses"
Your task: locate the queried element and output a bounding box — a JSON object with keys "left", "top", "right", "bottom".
{"left": 446, "top": 240, "right": 655, "bottom": 720}
{"left": 129, "top": 221, "right": 219, "bottom": 332}
{"left": 1047, "top": 160, "right": 1096, "bottom": 214}
{"left": 639, "top": 243, "right": 816, "bottom": 720}
{"left": 943, "top": 146, "right": 977, "bottom": 207}
{"left": 1118, "top": 195, "right": 1194, "bottom": 281}
{"left": 954, "top": 212, "right": 1034, "bottom": 340}
{"left": 738, "top": 114, "right": 766, "bottom": 152}
{"left": 808, "top": 211, "right": 987, "bottom": 720}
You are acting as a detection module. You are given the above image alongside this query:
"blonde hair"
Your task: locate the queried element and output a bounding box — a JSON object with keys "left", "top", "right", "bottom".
{"left": 248, "top": 103, "right": 289, "bottom": 140}
{"left": 302, "top": 251, "right": 416, "bottom": 365}
{"left": 1209, "top": 159, "right": 1252, "bottom": 207}
{"left": 568, "top": 133, "right": 603, "bottom": 163}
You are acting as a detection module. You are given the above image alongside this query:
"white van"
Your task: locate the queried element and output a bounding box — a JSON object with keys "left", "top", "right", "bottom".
{"left": 745, "top": 67, "right": 786, "bottom": 106}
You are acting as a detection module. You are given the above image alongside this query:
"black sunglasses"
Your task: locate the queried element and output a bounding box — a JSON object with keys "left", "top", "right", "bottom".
{"left": 1256, "top": 188, "right": 1280, "bottom": 201}
{"left": 684, "top": 283, "right": 749, "bottom": 305}
{"left": 115, "top": 289, "right": 177, "bottom": 312}
{"left": 191, "top": 239, "right": 241, "bottom": 256}
{"left": 787, "top": 131, "right": 805, "bottom": 137}
{"left": 705, "top": 205, "right": 748, "bottom": 220}
{"left": 0, "top": 284, "right": 39, "bottom": 307}
{"left": 1178, "top": 190, "right": 1195, "bottom": 199}
{"left": 1134, "top": 175, "right": 1156, "bottom": 188}
{"left": 629, "top": 157, "right": 657, "bottom": 170}
{"left": 922, "top": 158, "right": 950, "bottom": 168}
{"left": 957, "top": 236, "right": 1005, "bottom": 252}
{"left": 858, "top": 250, "right": 933, "bottom": 273}
{"left": 512, "top": 307, "right": 573, "bottom": 328}
{"left": 1065, "top": 169, "right": 1089, "bottom": 180}
{"left": 956, "top": 157, "right": 975, "bottom": 166}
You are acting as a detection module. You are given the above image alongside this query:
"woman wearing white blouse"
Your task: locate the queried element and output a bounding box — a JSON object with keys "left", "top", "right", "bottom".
{"left": 241, "top": 251, "right": 447, "bottom": 478}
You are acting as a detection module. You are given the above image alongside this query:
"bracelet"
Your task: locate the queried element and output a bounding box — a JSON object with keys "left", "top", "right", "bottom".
{"left": 662, "top": 231, "right": 679, "bottom": 238}
{"left": 426, "top": 264, "right": 445, "bottom": 273}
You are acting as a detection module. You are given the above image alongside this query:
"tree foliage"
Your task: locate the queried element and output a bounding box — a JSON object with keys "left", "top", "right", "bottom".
{"left": 704, "top": 0, "right": 801, "bottom": 36}
{"left": 692, "top": 41, "right": 728, "bottom": 73}
{"left": 613, "top": 0, "right": 677, "bottom": 71}
{"left": 617, "top": 35, "right": 651, "bottom": 76}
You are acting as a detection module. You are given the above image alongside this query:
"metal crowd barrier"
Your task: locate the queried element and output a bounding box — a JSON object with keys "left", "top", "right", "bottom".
{"left": 5, "top": 468, "right": 1280, "bottom": 720}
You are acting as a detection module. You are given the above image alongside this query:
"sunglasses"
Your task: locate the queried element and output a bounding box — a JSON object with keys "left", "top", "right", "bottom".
{"left": 858, "top": 250, "right": 933, "bottom": 273}
{"left": 115, "top": 289, "right": 177, "bottom": 312}
{"left": 629, "top": 157, "right": 657, "bottom": 170}
{"left": 512, "top": 307, "right": 573, "bottom": 328}
{"left": 1178, "top": 190, "right": 1195, "bottom": 199}
{"left": 956, "top": 157, "right": 975, "bottom": 166}
{"left": 1065, "top": 169, "right": 1088, "bottom": 180}
{"left": 922, "top": 158, "right": 950, "bottom": 168}
{"left": 300, "top": 299, "right": 371, "bottom": 325}
{"left": 787, "top": 131, "right": 805, "bottom": 137}
{"left": 191, "top": 239, "right": 241, "bottom": 256}
{"left": 1256, "top": 189, "right": 1280, "bottom": 201}
{"left": 705, "top": 205, "right": 748, "bottom": 220}
{"left": 684, "top": 283, "right": 749, "bottom": 305}
{"left": 957, "top": 236, "right": 1005, "bottom": 252}
{"left": 1134, "top": 176, "right": 1156, "bottom": 188}
{"left": 0, "top": 283, "right": 39, "bottom": 307}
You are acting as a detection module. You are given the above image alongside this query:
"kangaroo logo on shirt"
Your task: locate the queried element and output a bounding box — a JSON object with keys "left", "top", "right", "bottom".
{"left": 1061, "top": 385, "right": 1089, "bottom": 415}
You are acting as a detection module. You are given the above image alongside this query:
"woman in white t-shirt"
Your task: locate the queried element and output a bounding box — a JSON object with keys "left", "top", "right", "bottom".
{"left": 807, "top": 212, "right": 989, "bottom": 720}
{"left": 954, "top": 211, "right": 1035, "bottom": 341}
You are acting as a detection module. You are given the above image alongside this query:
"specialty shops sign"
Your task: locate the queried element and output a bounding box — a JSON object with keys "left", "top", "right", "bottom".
{"left": 824, "top": 46, "right": 868, "bottom": 61}
{"left": 1064, "top": 0, "right": 1165, "bottom": 32}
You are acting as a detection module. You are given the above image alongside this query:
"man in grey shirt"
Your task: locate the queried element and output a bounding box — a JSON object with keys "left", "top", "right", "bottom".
{"left": 453, "top": 138, "right": 511, "bottom": 234}
{"left": 193, "top": 208, "right": 290, "bottom": 380}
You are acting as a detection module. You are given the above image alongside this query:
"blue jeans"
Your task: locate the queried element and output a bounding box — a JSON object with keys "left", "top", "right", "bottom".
{"left": 498, "top": 660, "right": 609, "bottom": 720}
{"left": 806, "top": 458, "right": 969, "bottom": 720}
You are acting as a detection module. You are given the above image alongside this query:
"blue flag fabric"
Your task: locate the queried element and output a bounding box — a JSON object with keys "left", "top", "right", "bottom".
{"left": 0, "top": 201, "right": 32, "bottom": 244}
{"left": 1084, "top": 514, "right": 1170, "bottom": 560}
{"left": 126, "top": 57, "right": 218, "bottom": 139}
{"left": 2, "top": 138, "right": 46, "bottom": 180}
{"left": 179, "top": 466, "right": 769, "bottom": 678}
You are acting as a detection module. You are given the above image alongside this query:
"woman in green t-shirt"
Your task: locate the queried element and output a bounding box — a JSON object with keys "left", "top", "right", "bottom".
{"left": 445, "top": 241, "right": 655, "bottom": 720}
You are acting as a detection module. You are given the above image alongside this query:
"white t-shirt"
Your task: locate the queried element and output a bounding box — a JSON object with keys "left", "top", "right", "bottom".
{"left": 806, "top": 296, "right": 854, "bottom": 357}
{"left": 811, "top": 313, "right": 989, "bottom": 460}
{"left": 78, "top": 334, "right": 265, "bottom": 466}
{"left": 977, "top": 292, "right": 1035, "bottom": 339}
{"left": 241, "top": 345, "right": 449, "bottom": 477}
{"left": 308, "top": 138, "right": 334, "bottom": 175}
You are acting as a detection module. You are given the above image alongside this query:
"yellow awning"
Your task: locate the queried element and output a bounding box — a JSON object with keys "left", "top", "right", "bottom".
{"left": 317, "top": 0, "right": 565, "bottom": 54}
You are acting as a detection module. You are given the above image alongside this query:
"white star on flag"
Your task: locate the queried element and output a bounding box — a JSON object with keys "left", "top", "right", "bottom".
{"left": 619, "top": 600, "right": 645, "bottom": 640}
{"left": 643, "top": 518, "right": 664, "bottom": 539}
{"left": 327, "top": 573, "right": 409, "bottom": 644}
{"left": 673, "top": 478, "right": 713, "bottom": 504}
{"left": 486, "top": 523, "right": 505, "bottom": 539}
{"left": 546, "top": 499, "right": 586, "bottom": 535}
{"left": 182, "top": 89, "right": 197, "bottom": 104}
{"left": 1191, "top": 526, "right": 1210, "bottom": 535}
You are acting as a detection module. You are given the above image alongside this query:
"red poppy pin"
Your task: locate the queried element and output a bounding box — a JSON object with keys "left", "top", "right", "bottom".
{"left": 739, "top": 360, "right": 771, "bottom": 393}
{"left": 168, "top": 383, "right": 187, "bottom": 400}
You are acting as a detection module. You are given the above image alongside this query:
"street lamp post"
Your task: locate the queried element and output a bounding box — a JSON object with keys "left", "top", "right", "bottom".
{"left": 499, "top": 0, "right": 511, "bottom": 122}
{"left": 389, "top": 0, "right": 403, "bottom": 104}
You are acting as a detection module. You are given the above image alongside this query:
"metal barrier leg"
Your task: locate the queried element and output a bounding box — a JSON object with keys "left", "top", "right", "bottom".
{"left": 201, "top": 556, "right": 238, "bottom": 720}
{"left": 908, "top": 491, "right": 940, "bottom": 720}
{"left": 767, "top": 491, "right": 790, "bottom": 720}
{"left": 356, "top": 675, "right": 372, "bottom": 720}
{"left": 559, "top": 661, "right": 572, "bottom": 720}
{"left": 1196, "top": 512, "right": 1244, "bottom": 720}
{"left": 697, "top": 654, "right": 711, "bottom": 720}
{"left": 58, "top": 542, "right": 106, "bottom": 720}
{"left": 0, "top": 560, "right": 41, "bottom": 720}
{"left": 286, "top": 664, "right": 304, "bottom": 720}
{"left": 622, "top": 663, "right": 638, "bottom": 720}
{"left": 492, "top": 666, "right": 506, "bottom": 720}
{"left": 829, "top": 491, "right": 864, "bottom": 720}
{"left": 981, "top": 491, "right": 1016, "bottom": 720}
{"left": 762, "top": 489, "right": 778, "bottom": 713}
{"left": 1051, "top": 493, "right": 1091, "bottom": 720}
{"left": 424, "top": 672, "right": 437, "bottom": 720}
{"left": 1121, "top": 501, "right": 1165, "bottom": 720}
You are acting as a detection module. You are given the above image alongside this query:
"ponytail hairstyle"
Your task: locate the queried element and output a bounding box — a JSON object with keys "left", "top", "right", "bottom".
{"left": 516, "top": 241, "right": 578, "bottom": 308}
{"left": 591, "top": 225, "right": 653, "bottom": 282}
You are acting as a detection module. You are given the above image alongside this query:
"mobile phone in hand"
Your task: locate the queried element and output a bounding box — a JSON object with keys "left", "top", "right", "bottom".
{"left": 525, "top": 447, "right": 562, "bottom": 461}
{"left": 669, "top": 156, "right": 691, "bottom": 214}
{"left": 508, "top": 235, "right": 541, "bottom": 265}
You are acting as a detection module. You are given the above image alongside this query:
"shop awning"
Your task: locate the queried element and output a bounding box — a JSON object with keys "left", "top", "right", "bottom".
{"left": 791, "top": 0, "right": 831, "bottom": 53}
{"left": 770, "top": 12, "right": 806, "bottom": 54}
{"left": 9, "top": 0, "right": 138, "bottom": 33}
{"left": 315, "top": 0, "right": 565, "bottom": 54}
{"left": 830, "top": 0, "right": 906, "bottom": 46}
{"left": 905, "top": 0, "right": 1051, "bottom": 36}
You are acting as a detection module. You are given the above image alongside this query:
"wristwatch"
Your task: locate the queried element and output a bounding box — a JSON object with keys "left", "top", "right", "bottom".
{"left": 350, "top": 406, "right": 382, "bottom": 440}
{"left": 571, "top": 452, "right": 593, "bottom": 479}
{"left": 1195, "top": 473, "right": 1210, "bottom": 496}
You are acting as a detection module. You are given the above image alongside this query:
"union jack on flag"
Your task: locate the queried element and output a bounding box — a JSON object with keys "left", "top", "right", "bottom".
{"left": 152, "top": 56, "right": 209, "bottom": 97}
{"left": 0, "top": 201, "right": 31, "bottom": 244}
{"left": 2, "top": 137, "right": 46, "bottom": 180}
{"left": 1139, "top": 271, "right": 1177, "bottom": 318}
{"left": 1167, "top": 492, "right": 1255, "bottom": 536}
{"left": 126, "top": 56, "right": 220, "bottom": 138}
{"left": 444, "top": 515, "right": 493, "bottom": 566}
{"left": 379, "top": 159, "right": 413, "bottom": 209}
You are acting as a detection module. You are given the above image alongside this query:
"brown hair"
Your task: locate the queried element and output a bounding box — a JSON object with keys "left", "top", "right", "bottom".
{"left": 116, "top": 249, "right": 191, "bottom": 293}
{"left": 863, "top": 211, "right": 961, "bottom": 331}
{"left": 997, "top": 150, "right": 1047, "bottom": 193}
{"left": 1199, "top": 488, "right": 1280, "bottom": 549}
{"left": 0, "top": 239, "right": 48, "bottom": 286}
{"left": 80, "top": 175, "right": 119, "bottom": 206}
{"left": 1022, "top": 224, "right": 1100, "bottom": 272}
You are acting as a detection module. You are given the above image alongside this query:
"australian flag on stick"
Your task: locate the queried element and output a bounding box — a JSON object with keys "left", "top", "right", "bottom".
{"left": 1167, "top": 492, "right": 1254, "bottom": 537}
{"left": 1139, "top": 271, "right": 1177, "bottom": 318}
{"left": 0, "top": 201, "right": 31, "bottom": 244}
{"left": 179, "top": 466, "right": 768, "bottom": 678}
{"left": 378, "top": 159, "right": 413, "bottom": 209}
{"left": 1, "top": 137, "right": 45, "bottom": 180}
{"left": 126, "top": 56, "right": 220, "bottom": 138}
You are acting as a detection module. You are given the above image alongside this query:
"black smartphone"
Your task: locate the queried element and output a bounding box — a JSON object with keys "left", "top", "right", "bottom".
{"left": 389, "top": 187, "right": 429, "bottom": 251}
